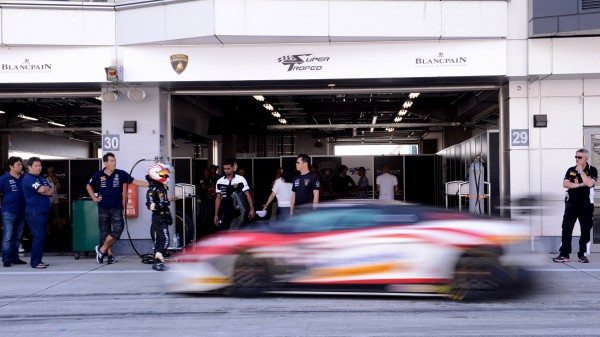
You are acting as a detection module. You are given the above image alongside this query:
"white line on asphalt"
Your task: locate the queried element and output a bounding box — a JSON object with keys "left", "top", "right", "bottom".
{"left": 0, "top": 270, "right": 158, "bottom": 275}
{"left": 533, "top": 268, "right": 600, "bottom": 272}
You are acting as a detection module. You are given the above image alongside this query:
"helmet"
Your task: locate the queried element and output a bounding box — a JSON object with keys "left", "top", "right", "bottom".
{"left": 148, "top": 163, "right": 170, "bottom": 184}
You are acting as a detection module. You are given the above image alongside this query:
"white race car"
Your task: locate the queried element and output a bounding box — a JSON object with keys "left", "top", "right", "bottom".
{"left": 166, "top": 202, "right": 532, "bottom": 300}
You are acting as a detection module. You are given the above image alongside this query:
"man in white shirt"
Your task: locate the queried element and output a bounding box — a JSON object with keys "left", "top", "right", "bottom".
{"left": 214, "top": 158, "right": 255, "bottom": 230}
{"left": 376, "top": 165, "right": 398, "bottom": 201}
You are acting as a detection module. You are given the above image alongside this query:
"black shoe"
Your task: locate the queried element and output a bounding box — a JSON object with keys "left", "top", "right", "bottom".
{"left": 3, "top": 262, "right": 11, "bottom": 267}
{"left": 95, "top": 245, "right": 106, "bottom": 264}
{"left": 106, "top": 255, "right": 116, "bottom": 264}
{"left": 152, "top": 262, "right": 167, "bottom": 271}
{"left": 12, "top": 259, "right": 27, "bottom": 265}
{"left": 553, "top": 255, "right": 570, "bottom": 263}
{"left": 578, "top": 255, "right": 590, "bottom": 263}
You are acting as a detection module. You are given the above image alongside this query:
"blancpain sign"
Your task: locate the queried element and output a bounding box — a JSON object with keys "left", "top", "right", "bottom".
{"left": 415, "top": 52, "right": 467, "bottom": 67}
{"left": 1, "top": 59, "right": 53, "bottom": 73}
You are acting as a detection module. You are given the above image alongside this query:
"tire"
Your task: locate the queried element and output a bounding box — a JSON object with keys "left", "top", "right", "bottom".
{"left": 450, "top": 250, "right": 506, "bottom": 301}
{"left": 230, "top": 253, "right": 276, "bottom": 297}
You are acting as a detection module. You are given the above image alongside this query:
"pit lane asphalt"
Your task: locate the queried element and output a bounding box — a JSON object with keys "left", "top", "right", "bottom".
{"left": 1, "top": 253, "right": 600, "bottom": 336}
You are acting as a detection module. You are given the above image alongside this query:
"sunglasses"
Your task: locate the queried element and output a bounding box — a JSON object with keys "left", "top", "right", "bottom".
{"left": 575, "top": 156, "right": 586, "bottom": 159}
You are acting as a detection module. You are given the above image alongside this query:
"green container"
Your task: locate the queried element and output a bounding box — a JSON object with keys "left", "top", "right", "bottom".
{"left": 72, "top": 199, "right": 100, "bottom": 259}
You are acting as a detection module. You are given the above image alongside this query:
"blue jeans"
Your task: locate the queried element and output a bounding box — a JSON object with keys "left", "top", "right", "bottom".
{"left": 26, "top": 212, "right": 49, "bottom": 267}
{"left": 2, "top": 212, "right": 25, "bottom": 264}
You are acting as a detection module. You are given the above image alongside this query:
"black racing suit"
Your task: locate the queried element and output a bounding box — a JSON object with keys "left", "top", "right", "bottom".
{"left": 145, "top": 177, "right": 172, "bottom": 255}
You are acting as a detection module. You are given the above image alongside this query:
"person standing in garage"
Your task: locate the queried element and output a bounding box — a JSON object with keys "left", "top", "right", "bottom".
{"left": 290, "top": 154, "right": 320, "bottom": 216}
{"left": 554, "top": 148, "right": 598, "bottom": 263}
{"left": 22, "top": 157, "right": 53, "bottom": 269}
{"left": 86, "top": 153, "right": 148, "bottom": 264}
{"left": 1, "top": 156, "right": 27, "bottom": 267}
{"left": 376, "top": 165, "right": 398, "bottom": 201}
{"left": 214, "top": 158, "right": 255, "bottom": 230}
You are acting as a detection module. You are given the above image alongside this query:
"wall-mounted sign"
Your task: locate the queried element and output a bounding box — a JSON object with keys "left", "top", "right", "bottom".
{"left": 102, "top": 134, "right": 120, "bottom": 151}
{"left": 125, "top": 184, "right": 139, "bottom": 218}
{"left": 511, "top": 129, "right": 529, "bottom": 146}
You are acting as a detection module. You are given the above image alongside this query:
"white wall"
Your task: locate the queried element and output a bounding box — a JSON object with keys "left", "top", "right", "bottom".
{"left": 509, "top": 78, "right": 599, "bottom": 239}
{"left": 2, "top": 1, "right": 509, "bottom": 47}
{"left": 1, "top": 7, "right": 115, "bottom": 45}
{"left": 101, "top": 86, "right": 170, "bottom": 239}
{"left": 10, "top": 132, "right": 89, "bottom": 158}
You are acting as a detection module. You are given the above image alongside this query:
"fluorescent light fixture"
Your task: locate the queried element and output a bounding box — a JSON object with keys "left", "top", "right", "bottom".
{"left": 271, "top": 111, "right": 281, "bottom": 118}
{"left": 47, "top": 121, "right": 65, "bottom": 127}
{"left": 409, "top": 93, "right": 420, "bottom": 99}
{"left": 90, "top": 131, "right": 102, "bottom": 135}
{"left": 263, "top": 103, "right": 274, "bottom": 111}
{"left": 398, "top": 109, "right": 408, "bottom": 116}
{"left": 18, "top": 114, "right": 38, "bottom": 121}
{"left": 370, "top": 115, "right": 377, "bottom": 133}
{"left": 253, "top": 95, "right": 265, "bottom": 102}
{"left": 278, "top": 118, "right": 287, "bottom": 124}
{"left": 402, "top": 100, "right": 413, "bottom": 109}
{"left": 394, "top": 116, "right": 403, "bottom": 122}
{"left": 0, "top": 110, "right": 5, "bottom": 114}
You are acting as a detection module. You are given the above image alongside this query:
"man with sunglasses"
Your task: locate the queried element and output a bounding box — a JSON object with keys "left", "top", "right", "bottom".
{"left": 290, "top": 153, "right": 320, "bottom": 216}
{"left": 554, "top": 149, "right": 598, "bottom": 263}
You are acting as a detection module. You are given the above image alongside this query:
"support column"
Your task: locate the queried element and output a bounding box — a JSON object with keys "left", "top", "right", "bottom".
{"left": 101, "top": 86, "right": 172, "bottom": 254}
{"left": 0, "top": 133, "right": 9, "bottom": 170}
{"left": 499, "top": 86, "right": 510, "bottom": 217}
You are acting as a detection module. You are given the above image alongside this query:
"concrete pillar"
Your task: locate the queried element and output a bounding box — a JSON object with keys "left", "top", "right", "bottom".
{"left": 101, "top": 86, "right": 172, "bottom": 254}
{"left": 0, "top": 133, "right": 9, "bottom": 170}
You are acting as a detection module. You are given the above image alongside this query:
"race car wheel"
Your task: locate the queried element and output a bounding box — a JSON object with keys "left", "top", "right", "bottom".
{"left": 231, "top": 253, "right": 275, "bottom": 297}
{"left": 451, "top": 251, "right": 505, "bottom": 301}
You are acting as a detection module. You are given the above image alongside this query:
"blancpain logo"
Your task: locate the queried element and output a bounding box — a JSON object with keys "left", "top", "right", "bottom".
{"left": 415, "top": 52, "right": 467, "bottom": 67}
{"left": 1, "top": 59, "right": 53, "bottom": 73}
{"left": 277, "top": 53, "right": 330, "bottom": 72}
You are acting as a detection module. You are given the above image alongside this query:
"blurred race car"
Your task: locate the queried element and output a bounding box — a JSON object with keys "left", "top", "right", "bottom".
{"left": 166, "top": 202, "right": 532, "bottom": 300}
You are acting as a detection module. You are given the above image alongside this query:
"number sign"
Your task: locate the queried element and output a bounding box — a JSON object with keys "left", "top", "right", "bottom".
{"left": 102, "top": 134, "right": 120, "bottom": 151}
{"left": 510, "top": 129, "right": 529, "bottom": 147}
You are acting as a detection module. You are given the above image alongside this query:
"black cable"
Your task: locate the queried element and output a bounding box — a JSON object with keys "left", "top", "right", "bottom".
{"left": 125, "top": 158, "right": 156, "bottom": 264}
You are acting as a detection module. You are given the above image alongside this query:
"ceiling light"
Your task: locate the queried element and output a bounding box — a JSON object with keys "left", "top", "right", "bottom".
{"left": 278, "top": 118, "right": 287, "bottom": 124}
{"left": 394, "top": 116, "right": 403, "bottom": 122}
{"left": 370, "top": 116, "right": 377, "bottom": 133}
{"left": 0, "top": 110, "right": 5, "bottom": 114}
{"left": 47, "top": 121, "right": 65, "bottom": 127}
{"left": 263, "top": 103, "right": 274, "bottom": 111}
{"left": 385, "top": 127, "right": 395, "bottom": 132}
{"left": 409, "top": 93, "right": 420, "bottom": 99}
{"left": 90, "top": 131, "right": 102, "bottom": 135}
{"left": 253, "top": 95, "right": 265, "bottom": 102}
{"left": 398, "top": 109, "right": 408, "bottom": 116}
{"left": 271, "top": 111, "right": 281, "bottom": 118}
{"left": 18, "top": 114, "right": 38, "bottom": 121}
{"left": 403, "top": 100, "right": 413, "bottom": 109}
